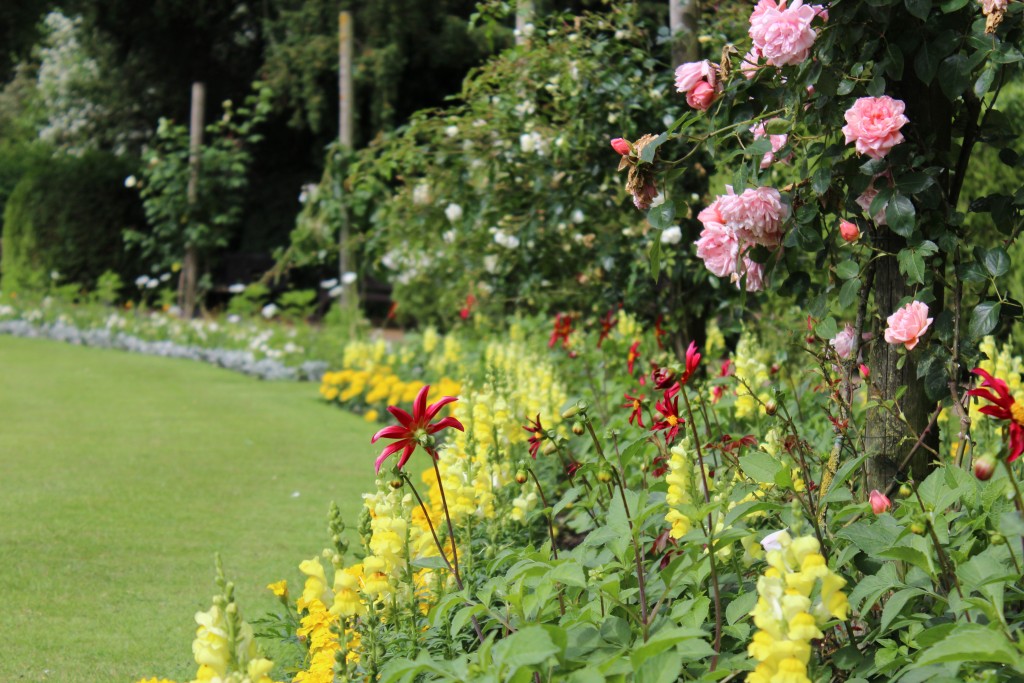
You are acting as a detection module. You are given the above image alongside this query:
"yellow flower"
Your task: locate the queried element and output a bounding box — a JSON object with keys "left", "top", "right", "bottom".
{"left": 364, "top": 409, "right": 379, "bottom": 422}
{"left": 266, "top": 580, "right": 288, "bottom": 598}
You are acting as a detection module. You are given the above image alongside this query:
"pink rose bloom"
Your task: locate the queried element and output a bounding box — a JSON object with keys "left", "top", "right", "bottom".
{"left": 884, "top": 301, "right": 933, "bottom": 350}
{"left": 869, "top": 489, "right": 891, "bottom": 515}
{"left": 842, "top": 96, "right": 909, "bottom": 159}
{"left": 741, "top": 256, "right": 765, "bottom": 292}
{"left": 610, "top": 138, "right": 631, "bottom": 156}
{"left": 674, "top": 60, "right": 716, "bottom": 92}
{"left": 981, "top": 0, "right": 1008, "bottom": 14}
{"left": 695, "top": 223, "right": 739, "bottom": 278}
{"left": 751, "top": 122, "right": 789, "bottom": 168}
{"left": 697, "top": 199, "right": 726, "bottom": 230}
{"left": 749, "top": 0, "right": 819, "bottom": 67}
{"left": 831, "top": 323, "right": 857, "bottom": 360}
{"left": 687, "top": 81, "right": 719, "bottom": 110}
{"left": 741, "top": 48, "right": 763, "bottom": 80}
{"left": 718, "top": 185, "right": 789, "bottom": 247}
{"left": 856, "top": 183, "right": 888, "bottom": 225}
{"left": 839, "top": 219, "right": 860, "bottom": 242}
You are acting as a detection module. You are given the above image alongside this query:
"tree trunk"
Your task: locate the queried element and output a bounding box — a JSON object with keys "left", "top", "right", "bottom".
{"left": 179, "top": 245, "right": 199, "bottom": 319}
{"left": 864, "top": 241, "right": 936, "bottom": 491}
{"left": 178, "top": 82, "right": 205, "bottom": 318}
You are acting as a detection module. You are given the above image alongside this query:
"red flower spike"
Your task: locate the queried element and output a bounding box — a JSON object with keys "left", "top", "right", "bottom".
{"left": 627, "top": 340, "right": 641, "bottom": 375}
{"left": 623, "top": 392, "right": 646, "bottom": 428}
{"left": 968, "top": 367, "right": 1024, "bottom": 462}
{"left": 371, "top": 384, "right": 465, "bottom": 474}
{"left": 651, "top": 384, "right": 684, "bottom": 445}
{"left": 679, "top": 341, "right": 701, "bottom": 385}
{"left": 523, "top": 414, "right": 545, "bottom": 459}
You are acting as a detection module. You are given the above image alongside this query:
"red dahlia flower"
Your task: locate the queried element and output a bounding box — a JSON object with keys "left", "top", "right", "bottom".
{"left": 623, "top": 392, "right": 646, "bottom": 428}
{"left": 652, "top": 384, "right": 684, "bottom": 444}
{"left": 523, "top": 413, "right": 545, "bottom": 459}
{"left": 679, "top": 341, "right": 701, "bottom": 385}
{"left": 597, "top": 309, "right": 618, "bottom": 348}
{"left": 968, "top": 367, "right": 1024, "bottom": 462}
{"left": 627, "top": 340, "right": 641, "bottom": 375}
{"left": 371, "top": 384, "right": 465, "bottom": 473}
{"left": 549, "top": 313, "right": 573, "bottom": 349}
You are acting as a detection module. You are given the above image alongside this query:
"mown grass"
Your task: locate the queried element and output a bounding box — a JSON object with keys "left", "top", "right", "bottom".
{"left": 0, "top": 336, "right": 378, "bottom": 683}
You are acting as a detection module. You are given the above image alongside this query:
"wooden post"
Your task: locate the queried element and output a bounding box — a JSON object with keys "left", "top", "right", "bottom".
{"left": 516, "top": 0, "right": 535, "bottom": 46}
{"left": 338, "top": 11, "right": 354, "bottom": 312}
{"left": 669, "top": 0, "right": 700, "bottom": 65}
{"left": 179, "top": 81, "right": 205, "bottom": 318}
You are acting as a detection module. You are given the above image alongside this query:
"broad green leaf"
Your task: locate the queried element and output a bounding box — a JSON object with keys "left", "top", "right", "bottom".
{"left": 726, "top": 590, "right": 758, "bottom": 625}
{"left": 836, "top": 260, "right": 860, "bottom": 280}
{"left": 881, "top": 587, "right": 925, "bottom": 632}
{"left": 905, "top": 0, "right": 931, "bottom": 19}
{"left": 938, "top": 54, "right": 971, "bottom": 100}
{"left": 739, "top": 452, "right": 784, "bottom": 484}
{"left": 815, "top": 316, "right": 838, "bottom": 341}
{"left": 915, "top": 623, "right": 1023, "bottom": 667}
{"left": 812, "top": 167, "right": 832, "bottom": 196}
{"left": 638, "top": 132, "right": 668, "bottom": 164}
{"left": 898, "top": 247, "right": 927, "bottom": 285}
{"left": 885, "top": 194, "right": 916, "bottom": 237}
{"left": 494, "top": 626, "right": 561, "bottom": 672}
{"left": 983, "top": 246, "right": 1010, "bottom": 277}
{"left": 969, "top": 301, "right": 1001, "bottom": 340}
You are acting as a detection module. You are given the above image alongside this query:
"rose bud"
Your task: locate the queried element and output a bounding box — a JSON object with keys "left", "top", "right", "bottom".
{"left": 868, "top": 489, "right": 891, "bottom": 515}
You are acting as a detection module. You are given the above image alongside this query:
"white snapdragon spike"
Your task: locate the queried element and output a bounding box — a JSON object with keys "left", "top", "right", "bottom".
{"left": 341, "top": 272, "right": 358, "bottom": 285}
{"left": 228, "top": 283, "right": 246, "bottom": 294}
{"left": 319, "top": 278, "right": 339, "bottom": 289}
{"left": 444, "top": 203, "right": 463, "bottom": 223}
{"left": 661, "top": 226, "right": 683, "bottom": 245}
{"left": 261, "top": 303, "right": 278, "bottom": 319}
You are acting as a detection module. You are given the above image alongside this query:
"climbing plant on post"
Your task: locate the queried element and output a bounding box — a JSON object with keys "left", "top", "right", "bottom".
{"left": 127, "top": 82, "right": 273, "bottom": 316}
{"left": 634, "top": 0, "right": 1024, "bottom": 491}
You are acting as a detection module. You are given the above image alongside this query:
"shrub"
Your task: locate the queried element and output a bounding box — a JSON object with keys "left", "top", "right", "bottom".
{"left": 1, "top": 151, "right": 142, "bottom": 293}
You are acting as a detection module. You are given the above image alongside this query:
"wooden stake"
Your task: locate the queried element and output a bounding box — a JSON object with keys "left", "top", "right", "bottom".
{"left": 338, "top": 11, "right": 354, "bottom": 313}
{"left": 179, "top": 81, "right": 205, "bottom": 318}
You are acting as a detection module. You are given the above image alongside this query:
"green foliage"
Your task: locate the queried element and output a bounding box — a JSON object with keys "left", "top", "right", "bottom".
{"left": 1, "top": 151, "right": 141, "bottom": 293}
{"left": 277, "top": 288, "right": 317, "bottom": 321}
{"left": 226, "top": 282, "right": 271, "bottom": 318}
{"left": 126, "top": 82, "right": 273, "bottom": 274}
{"left": 90, "top": 269, "right": 125, "bottom": 305}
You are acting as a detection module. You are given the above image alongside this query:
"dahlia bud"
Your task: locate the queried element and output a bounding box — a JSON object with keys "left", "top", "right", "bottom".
{"left": 390, "top": 479, "right": 403, "bottom": 489}
{"left": 898, "top": 484, "right": 912, "bottom": 498}
{"left": 542, "top": 440, "right": 558, "bottom": 455}
{"left": 572, "top": 421, "right": 585, "bottom": 436}
{"left": 610, "top": 137, "right": 632, "bottom": 156}
{"left": 764, "top": 400, "right": 778, "bottom": 416}
{"left": 973, "top": 454, "right": 997, "bottom": 481}
{"left": 990, "top": 532, "right": 1006, "bottom": 545}
{"left": 839, "top": 219, "right": 861, "bottom": 242}
{"left": 515, "top": 470, "right": 528, "bottom": 484}
{"left": 868, "top": 489, "right": 891, "bottom": 515}
{"left": 597, "top": 467, "right": 613, "bottom": 483}
{"left": 562, "top": 404, "right": 580, "bottom": 419}
{"left": 910, "top": 521, "right": 926, "bottom": 535}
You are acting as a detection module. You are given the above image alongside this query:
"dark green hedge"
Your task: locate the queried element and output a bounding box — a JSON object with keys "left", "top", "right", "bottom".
{"left": 1, "top": 151, "right": 143, "bottom": 293}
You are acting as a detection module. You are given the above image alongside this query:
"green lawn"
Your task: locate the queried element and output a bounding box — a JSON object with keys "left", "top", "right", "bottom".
{"left": 0, "top": 336, "right": 378, "bottom": 683}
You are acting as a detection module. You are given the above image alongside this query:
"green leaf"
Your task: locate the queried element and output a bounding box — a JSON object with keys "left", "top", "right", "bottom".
{"left": 975, "top": 64, "right": 998, "bottom": 98}
{"left": 836, "top": 260, "right": 860, "bottom": 280}
{"left": 885, "top": 194, "right": 916, "bottom": 237}
{"left": 914, "top": 41, "right": 941, "bottom": 84}
{"left": 915, "top": 624, "right": 1023, "bottom": 667}
{"left": 765, "top": 118, "right": 790, "bottom": 135}
{"left": 905, "top": 0, "right": 931, "bottom": 19}
{"left": 938, "top": 54, "right": 971, "bottom": 100}
{"left": 812, "top": 167, "right": 832, "bottom": 196}
{"left": 739, "top": 452, "right": 783, "bottom": 484}
{"left": 550, "top": 561, "right": 587, "bottom": 588}
{"left": 969, "top": 301, "right": 1001, "bottom": 340}
{"left": 726, "top": 590, "right": 758, "bottom": 625}
{"left": 983, "top": 246, "right": 1010, "bottom": 277}
{"left": 896, "top": 172, "right": 935, "bottom": 194}
{"left": 839, "top": 277, "right": 862, "bottom": 309}
{"left": 493, "top": 626, "right": 561, "bottom": 672}
{"left": 638, "top": 132, "right": 668, "bottom": 164}
{"left": 898, "top": 247, "right": 927, "bottom": 285}
{"left": 815, "top": 316, "right": 838, "bottom": 341}
{"left": 881, "top": 587, "right": 925, "bottom": 632}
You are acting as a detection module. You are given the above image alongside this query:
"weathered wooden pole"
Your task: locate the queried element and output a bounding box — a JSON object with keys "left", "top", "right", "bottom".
{"left": 669, "top": 0, "right": 700, "bottom": 65}
{"left": 516, "top": 0, "right": 535, "bottom": 46}
{"left": 338, "top": 11, "right": 354, "bottom": 312}
{"left": 179, "top": 81, "right": 205, "bottom": 318}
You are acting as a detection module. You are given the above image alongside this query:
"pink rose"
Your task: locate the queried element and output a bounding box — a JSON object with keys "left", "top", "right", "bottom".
{"left": 695, "top": 223, "right": 739, "bottom": 278}
{"left": 831, "top": 323, "right": 856, "bottom": 360}
{"left": 718, "top": 185, "right": 789, "bottom": 248}
{"left": 674, "top": 60, "right": 716, "bottom": 92}
{"left": 842, "top": 96, "right": 909, "bottom": 160}
{"left": 697, "top": 200, "right": 726, "bottom": 230}
{"left": 741, "top": 48, "right": 763, "bottom": 80}
{"left": 884, "top": 301, "right": 932, "bottom": 350}
{"left": 839, "top": 219, "right": 860, "bottom": 242}
{"left": 859, "top": 363, "right": 870, "bottom": 379}
{"left": 751, "top": 122, "right": 789, "bottom": 169}
{"left": 686, "top": 81, "right": 719, "bottom": 111}
{"left": 869, "top": 490, "right": 891, "bottom": 515}
{"left": 741, "top": 256, "right": 765, "bottom": 292}
{"left": 610, "top": 138, "right": 631, "bottom": 156}
{"left": 749, "top": 0, "right": 819, "bottom": 67}
{"left": 856, "top": 183, "right": 888, "bottom": 225}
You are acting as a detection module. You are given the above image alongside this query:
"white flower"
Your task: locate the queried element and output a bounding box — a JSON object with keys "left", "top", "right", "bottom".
{"left": 145, "top": 278, "right": 160, "bottom": 289}
{"left": 328, "top": 285, "right": 344, "bottom": 298}
{"left": 319, "top": 278, "right": 339, "bottom": 289}
{"left": 159, "top": 273, "right": 171, "bottom": 282}
{"left": 650, "top": 192, "right": 666, "bottom": 208}
{"left": 602, "top": 257, "right": 615, "bottom": 272}
{"left": 444, "top": 125, "right": 459, "bottom": 138}
{"left": 494, "top": 230, "right": 520, "bottom": 249}
{"left": 124, "top": 175, "right": 137, "bottom": 188}
{"left": 484, "top": 255, "right": 500, "bottom": 274}
{"left": 760, "top": 529, "right": 790, "bottom": 553}
{"left": 661, "top": 226, "right": 683, "bottom": 245}
{"left": 663, "top": 114, "right": 675, "bottom": 128}
{"left": 134, "top": 275, "right": 149, "bottom": 287}
{"left": 261, "top": 303, "right": 279, "bottom": 319}
{"left": 519, "top": 132, "right": 536, "bottom": 154}
{"left": 341, "top": 272, "right": 358, "bottom": 285}
{"left": 228, "top": 283, "right": 246, "bottom": 294}
{"left": 227, "top": 314, "right": 241, "bottom": 324}
{"left": 442, "top": 229, "right": 456, "bottom": 244}
{"left": 571, "top": 209, "right": 585, "bottom": 224}
{"left": 444, "top": 203, "right": 463, "bottom": 223}
{"left": 412, "top": 183, "right": 431, "bottom": 205}
{"left": 50, "top": 270, "right": 60, "bottom": 281}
